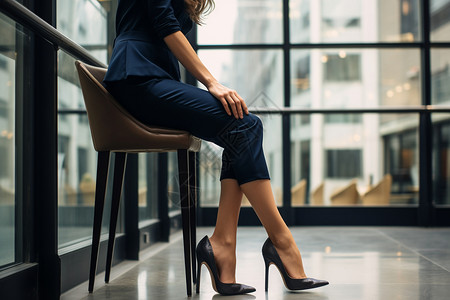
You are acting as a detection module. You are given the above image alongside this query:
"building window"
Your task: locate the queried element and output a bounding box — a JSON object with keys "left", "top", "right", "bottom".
{"left": 325, "top": 114, "right": 362, "bottom": 124}
{"left": 432, "top": 65, "right": 450, "bottom": 104}
{"left": 294, "top": 55, "right": 310, "bottom": 93}
{"left": 0, "top": 57, "right": 7, "bottom": 70}
{"left": 0, "top": 100, "right": 8, "bottom": 118}
{"left": 433, "top": 121, "right": 450, "bottom": 205}
{"left": 326, "top": 149, "right": 362, "bottom": 178}
{"left": 400, "top": 0, "right": 420, "bottom": 41}
{"left": 430, "top": 0, "right": 450, "bottom": 31}
{"left": 324, "top": 54, "right": 361, "bottom": 82}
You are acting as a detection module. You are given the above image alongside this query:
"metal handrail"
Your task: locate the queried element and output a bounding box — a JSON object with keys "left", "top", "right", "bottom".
{"left": 58, "top": 105, "right": 450, "bottom": 115}
{"left": 0, "top": 0, "right": 106, "bottom": 68}
{"left": 250, "top": 105, "right": 450, "bottom": 114}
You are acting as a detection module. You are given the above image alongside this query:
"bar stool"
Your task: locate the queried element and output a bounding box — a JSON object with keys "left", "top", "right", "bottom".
{"left": 75, "top": 61, "right": 200, "bottom": 296}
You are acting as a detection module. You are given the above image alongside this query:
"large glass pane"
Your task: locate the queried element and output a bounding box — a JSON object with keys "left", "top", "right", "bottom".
{"left": 290, "top": 0, "right": 421, "bottom": 43}
{"left": 431, "top": 49, "right": 450, "bottom": 105}
{"left": 430, "top": 0, "right": 450, "bottom": 41}
{"left": 199, "top": 142, "right": 222, "bottom": 207}
{"left": 0, "top": 12, "right": 20, "bottom": 267}
{"left": 433, "top": 114, "right": 450, "bottom": 206}
{"left": 168, "top": 152, "right": 180, "bottom": 213}
{"left": 197, "top": 0, "right": 283, "bottom": 45}
{"left": 57, "top": 0, "right": 109, "bottom": 62}
{"left": 57, "top": 52, "right": 118, "bottom": 248}
{"left": 291, "top": 49, "right": 421, "bottom": 108}
{"left": 56, "top": 0, "right": 113, "bottom": 249}
{"left": 138, "top": 153, "right": 159, "bottom": 221}
{"left": 290, "top": 113, "right": 419, "bottom": 206}
{"left": 199, "top": 49, "right": 284, "bottom": 107}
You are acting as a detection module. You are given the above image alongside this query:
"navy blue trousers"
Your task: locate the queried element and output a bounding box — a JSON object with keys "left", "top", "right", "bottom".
{"left": 105, "top": 77, "right": 270, "bottom": 185}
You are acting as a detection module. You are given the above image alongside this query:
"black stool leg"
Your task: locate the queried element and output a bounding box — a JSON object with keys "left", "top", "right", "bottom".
{"left": 89, "top": 151, "right": 110, "bottom": 293}
{"left": 105, "top": 152, "right": 127, "bottom": 283}
{"left": 178, "top": 149, "right": 192, "bottom": 297}
{"left": 189, "top": 151, "right": 197, "bottom": 285}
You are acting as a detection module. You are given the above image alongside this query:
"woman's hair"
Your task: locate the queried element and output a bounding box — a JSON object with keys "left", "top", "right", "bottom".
{"left": 184, "top": 0, "right": 215, "bottom": 25}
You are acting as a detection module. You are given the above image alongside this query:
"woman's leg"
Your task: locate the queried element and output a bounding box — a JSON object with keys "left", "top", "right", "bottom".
{"left": 107, "top": 78, "right": 302, "bottom": 278}
{"left": 208, "top": 179, "right": 243, "bottom": 283}
{"left": 240, "top": 179, "right": 307, "bottom": 279}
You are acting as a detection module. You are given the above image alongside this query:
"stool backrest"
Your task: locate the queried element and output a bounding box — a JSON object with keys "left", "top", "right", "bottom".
{"left": 75, "top": 60, "right": 191, "bottom": 152}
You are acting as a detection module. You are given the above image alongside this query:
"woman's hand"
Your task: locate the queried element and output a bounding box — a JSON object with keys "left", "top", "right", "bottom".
{"left": 207, "top": 80, "right": 249, "bottom": 119}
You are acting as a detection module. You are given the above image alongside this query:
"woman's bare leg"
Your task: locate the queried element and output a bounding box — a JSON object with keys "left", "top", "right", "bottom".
{"left": 209, "top": 179, "right": 243, "bottom": 283}
{"left": 240, "top": 179, "right": 307, "bottom": 279}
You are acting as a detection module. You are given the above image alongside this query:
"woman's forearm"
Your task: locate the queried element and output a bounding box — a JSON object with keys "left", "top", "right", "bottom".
{"left": 164, "top": 31, "right": 217, "bottom": 88}
{"left": 164, "top": 30, "right": 248, "bottom": 119}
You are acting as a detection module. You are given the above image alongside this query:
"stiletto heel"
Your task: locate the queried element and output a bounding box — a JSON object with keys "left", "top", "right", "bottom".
{"left": 196, "top": 259, "right": 201, "bottom": 294}
{"left": 196, "top": 236, "right": 256, "bottom": 296}
{"left": 262, "top": 238, "right": 329, "bottom": 291}
{"left": 264, "top": 258, "right": 270, "bottom": 292}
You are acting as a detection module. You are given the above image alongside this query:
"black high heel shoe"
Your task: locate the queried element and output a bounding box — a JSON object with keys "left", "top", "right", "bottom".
{"left": 262, "top": 238, "right": 329, "bottom": 291}
{"left": 196, "top": 236, "right": 256, "bottom": 296}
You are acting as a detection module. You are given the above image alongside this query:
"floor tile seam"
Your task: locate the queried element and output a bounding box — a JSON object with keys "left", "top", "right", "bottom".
{"left": 375, "top": 229, "right": 450, "bottom": 273}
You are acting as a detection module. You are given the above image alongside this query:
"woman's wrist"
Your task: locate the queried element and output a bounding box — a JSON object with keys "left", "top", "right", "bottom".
{"left": 204, "top": 78, "right": 219, "bottom": 90}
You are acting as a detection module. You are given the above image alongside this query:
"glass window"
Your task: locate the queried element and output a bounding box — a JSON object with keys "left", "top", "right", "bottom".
{"left": 197, "top": 0, "right": 283, "bottom": 45}
{"left": 139, "top": 153, "right": 159, "bottom": 221}
{"left": 198, "top": 50, "right": 284, "bottom": 107}
{"left": 290, "top": 113, "right": 419, "bottom": 206}
{"left": 291, "top": 52, "right": 311, "bottom": 96}
{"left": 431, "top": 49, "right": 450, "bottom": 105}
{"left": 430, "top": 0, "right": 450, "bottom": 41}
{"left": 261, "top": 115, "right": 283, "bottom": 206}
{"left": 290, "top": 0, "right": 421, "bottom": 43}
{"left": 168, "top": 152, "right": 180, "bottom": 213}
{"left": 57, "top": 0, "right": 109, "bottom": 62}
{"left": 199, "top": 142, "right": 222, "bottom": 207}
{"left": 383, "top": 125, "right": 419, "bottom": 205}
{"left": 326, "top": 149, "right": 362, "bottom": 178}
{"left": 291, "top": 49, "right": 422, "bottom": 109}
{"left": 0, "top": 12, "right": 18, "bottom": 267}
{"left": 56, "top": 0, "right": 115, "bottom": 249}
{"left": 290, "top": 0, "right": 311, "bottom": 43}
{"left": 325, "top": 114, "right": 362, "bottom": 123}
{"left": 57, "top": 52, "right": 119, "bottom": 249}
{"left": 323, "top": 54, "right": 361, "bottom": 82}
{"left": 432, "top": 114, "right": 450, "bottom": 206}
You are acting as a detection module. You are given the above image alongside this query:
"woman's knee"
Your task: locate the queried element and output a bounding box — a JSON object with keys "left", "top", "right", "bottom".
{"left": 245, "top": 114, "right": 264, "bottom": 135}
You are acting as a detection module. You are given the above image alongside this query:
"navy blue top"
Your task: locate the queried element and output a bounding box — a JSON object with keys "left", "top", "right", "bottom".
{"left": 104, "top": 0, "right": 193, "bottom": 83}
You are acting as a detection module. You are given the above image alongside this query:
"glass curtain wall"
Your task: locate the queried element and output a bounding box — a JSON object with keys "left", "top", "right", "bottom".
{"left": 0, "top": 12, "right": 20, "bottom": 268}
{"left": 56, "top": 0, "right": 113, "bottom": 248}
{"left": 196, "top": 0, "right": 450, "bottom": 209}
{"left": 430, "top": 0, "right": 450, "bottom": 206}
{"left": 56, "top": 0, "right": 162, "bottom": 247}
{"left": 289, "top": 0, "right": 423, "bottom": 207}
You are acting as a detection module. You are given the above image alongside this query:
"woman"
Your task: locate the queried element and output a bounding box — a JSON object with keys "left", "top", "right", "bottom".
{"left": 103, "top": 0, "right": 328, "bottom": 295}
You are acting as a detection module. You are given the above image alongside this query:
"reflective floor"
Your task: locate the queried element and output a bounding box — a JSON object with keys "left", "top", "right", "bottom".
{"left": 62, "top": 227, "right": 450, "bottom": 300}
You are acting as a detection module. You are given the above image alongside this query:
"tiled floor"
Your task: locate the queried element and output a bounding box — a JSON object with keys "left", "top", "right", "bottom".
{"left": 62, "top": 227, "right": 450, "bottom": 300}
